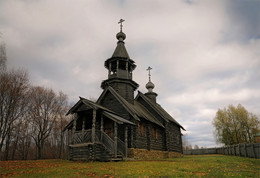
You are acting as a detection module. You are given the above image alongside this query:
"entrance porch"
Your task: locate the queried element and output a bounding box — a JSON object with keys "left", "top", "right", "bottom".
{"left": 64, "top": 98, "right": 135, "bottom": 161}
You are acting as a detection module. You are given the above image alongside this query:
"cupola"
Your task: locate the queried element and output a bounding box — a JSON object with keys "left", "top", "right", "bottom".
{"left": 101, "top": 19, "right": 139, "bottom": 104}
{"left": 144, "top": 66, "right": 157, "bottom": 103}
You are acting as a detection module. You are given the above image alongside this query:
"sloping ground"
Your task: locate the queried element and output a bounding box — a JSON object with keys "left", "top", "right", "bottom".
{"left": 0, "top": 155, "right": 259, "bottom": 177}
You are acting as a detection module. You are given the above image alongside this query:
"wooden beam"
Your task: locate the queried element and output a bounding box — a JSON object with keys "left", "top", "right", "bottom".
{"left": 67, "top": 130, "right": 70, "bottom": 160}
{"left": 131, "top": 126, "right": 134, "bottom": 148}
{"left": 125, "top": 126, "right": 128, "bottom": 158}
{"left": 116, "top": 60, "right": 119, "bottom": 77}
{"left": 82, "top": 116, "right": 85, "bottom": 132}
{"left": 114, "top": 122, "right": 118, "bottom": 158}
{"left": 92, "top": 109, "right": 96, "bottom": 143}
{"left": 72, "top": 117, "right": 76, "bottom": 144}
{"left": 101, "top": 114, "right": 104, "bottom": 141}
{"left": 101, "top": 114, "right": 104, "bottom": 132}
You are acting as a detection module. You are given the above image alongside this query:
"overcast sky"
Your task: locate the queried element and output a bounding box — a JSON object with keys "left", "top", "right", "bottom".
{"left": 1, "top": 0, "right": 259, "bottom": 148}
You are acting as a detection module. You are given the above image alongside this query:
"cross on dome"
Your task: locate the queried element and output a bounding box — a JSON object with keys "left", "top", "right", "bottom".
{"left": 116, "top": 19, "right": 126, "bottom": 41}
{"left": 146, "top": 66, "right": 155, "bottom": 92}
{"left": 146, "top": 66, "right": 152, "bottom": 82}
{"left": 118, "top": 19, "right": 125, "bottom": 32}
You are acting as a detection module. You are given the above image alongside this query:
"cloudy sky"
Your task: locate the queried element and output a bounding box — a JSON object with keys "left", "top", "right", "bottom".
{"left": 1, "top": 0, "right": 259, "bottom": 147}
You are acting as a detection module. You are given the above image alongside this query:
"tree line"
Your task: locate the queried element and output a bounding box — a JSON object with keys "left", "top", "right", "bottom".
{"left": 0, "top": 42, "right": 71, "bottom": 160}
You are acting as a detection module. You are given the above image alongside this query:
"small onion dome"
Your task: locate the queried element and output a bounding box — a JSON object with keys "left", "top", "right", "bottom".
{"left": 146, "top": 81, "right": 155, "bottom": 90}
{"left": 116, "top": 31, "right": 126, "bottom": 41}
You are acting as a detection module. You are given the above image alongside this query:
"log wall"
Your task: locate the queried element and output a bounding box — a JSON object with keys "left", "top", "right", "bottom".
{"left": 69, "top": 143, "right": 114, "bottom": 161}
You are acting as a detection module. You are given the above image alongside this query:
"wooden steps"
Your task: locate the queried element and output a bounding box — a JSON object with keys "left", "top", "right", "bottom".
{"left": 69, "top": 142, "right": 124, "bottom": 161}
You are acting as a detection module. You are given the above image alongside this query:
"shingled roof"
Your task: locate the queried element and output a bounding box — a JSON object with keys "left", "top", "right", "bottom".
{"left": 136, "top": 91, "right": 185, "bottom": 130}
{"left": 112, "top": 41, "right": 130, "bottom": 59}
{"left": 97, "top": 86, "right": 140, "bottom": 121}
{"left": 66, "top": 97, "right": 113, "bottom": 115}
{"left": 98, "top": 86, "right": 184, "bottom": 128}
{"left": 64, "top": 96, "right": 135, "bottom": 131}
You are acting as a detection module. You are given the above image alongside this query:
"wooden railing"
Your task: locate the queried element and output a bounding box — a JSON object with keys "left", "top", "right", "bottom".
{"left": 73, "top": 130, "right": 91, "bottom": 144}
{"left": 117, "top": 138, "right": 126, "bottom": 156}
{"left": 98, "top": 131, "right": 115, "bottom": 154}
{"left": 71, "top": 129, "right": 126, "bottom": 157}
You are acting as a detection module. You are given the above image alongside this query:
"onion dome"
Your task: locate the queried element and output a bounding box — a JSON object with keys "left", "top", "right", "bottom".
{"left": 146, "top": 81, "right": 155, "bottom": 91}
{"left": 116, "top": 31, "right": 126, "bottom": 41}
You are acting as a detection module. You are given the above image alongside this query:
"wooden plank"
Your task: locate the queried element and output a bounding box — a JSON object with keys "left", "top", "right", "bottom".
{"left": 69, "top": 143, "right": 94, "bottom": 148}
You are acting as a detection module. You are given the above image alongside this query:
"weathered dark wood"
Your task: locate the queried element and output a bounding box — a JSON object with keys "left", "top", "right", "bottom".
{"left": 72, "top": 118, "right": 76, "bottom": 144}
{"left": 64, "top": 28, "right": 184, "bottom": 161}
{"left": 82, "top": 116, "right": 85, "bottom": 131}
{"left": 114, "top": 122, "right": 118, "bottom": 158}
{"left": 92, "top": 109, "right": 96, "bottom": 143}
{"left": 125, "top": 126, "right": 128, "bottom": 158}
{"left": 184, "top": 143, "right": 260, "bottom": 159}
{"left": 131, "top": 126, "right": 134, "bottom": 148}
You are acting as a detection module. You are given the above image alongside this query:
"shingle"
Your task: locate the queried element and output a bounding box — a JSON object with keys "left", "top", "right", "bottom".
{"left": 136, "top": 92, "right": 185, "bottom": 130}
{"left": 112, "top": 41, "right": 130, "bottom": 59}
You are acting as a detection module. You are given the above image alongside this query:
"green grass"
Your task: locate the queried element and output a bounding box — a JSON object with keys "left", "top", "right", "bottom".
{"left": 0, "top": 155, "right": 259, "bottom": 177}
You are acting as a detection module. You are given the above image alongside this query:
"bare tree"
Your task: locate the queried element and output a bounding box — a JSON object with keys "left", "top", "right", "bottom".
{"left": 182, "top": 134, "right": 193, "bottom": 150}
{"left": 28, "top": 86, "right": 60, "bottom": 159}
{"left": 0, "top": 69, "right": 29, "bottom": 160}
{"left": 0, "top": 41, "right": 7, "bottom": 71}
{"left": 56, "top": 91, "right": 70, "bottom": 158}
{"left": 16, "top": 119, "right": 32, "bottom": 160}
{"left": 194, "top": 145, "right": 199, "bottom": 149}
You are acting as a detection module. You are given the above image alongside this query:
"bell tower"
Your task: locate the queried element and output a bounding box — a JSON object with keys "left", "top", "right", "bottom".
{"left": 101, "top": 19, "right": 139, "bottom": 104}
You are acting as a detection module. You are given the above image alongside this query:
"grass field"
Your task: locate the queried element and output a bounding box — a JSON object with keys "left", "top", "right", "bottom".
{"left": 0, "top": 155, "right": 259, "bottom": 177}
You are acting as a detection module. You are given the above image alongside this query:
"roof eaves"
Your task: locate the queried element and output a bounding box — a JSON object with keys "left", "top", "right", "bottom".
{"left": 134, "top": 101, "right": 165, "bottom": 128}
{"left": 136, "top": 91, "right": 169, "bottom": 122}
{"left": 66, "top": 98, "right": 83, "bottom": 116}
{"left": 103, "top": 111, "right": 135, "bottom": 125}
{"left": 136, "top": 91, "right": 185, "bottom": 130}
{"left": 107, "top": 87, "right": 140, "bottom": 121}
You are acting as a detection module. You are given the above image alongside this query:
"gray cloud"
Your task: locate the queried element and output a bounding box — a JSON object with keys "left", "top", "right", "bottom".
{"left": 0, "top": 0, "right": 259, "bottom": 147}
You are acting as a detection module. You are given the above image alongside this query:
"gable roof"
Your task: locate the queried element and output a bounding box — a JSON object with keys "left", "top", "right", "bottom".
{"left": 136, "top": 91, "right": 185, "bottom": 130}
{"left": 97, "top": 86, "right": 140, "bottom": 121}
{"left": 103, "top": 111, "right": 135, "bottom": 125}
{"left": 66, "top": 97, "right": 112, "bottom": 116}
{"left": 64, "top": 97, "right": 135, "bottom": 131}
{"left": 134, "top": 101, "right": 165, "bottom": 128}
{"left": 97, "top": 86, "right": 165, "bottom": 128}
